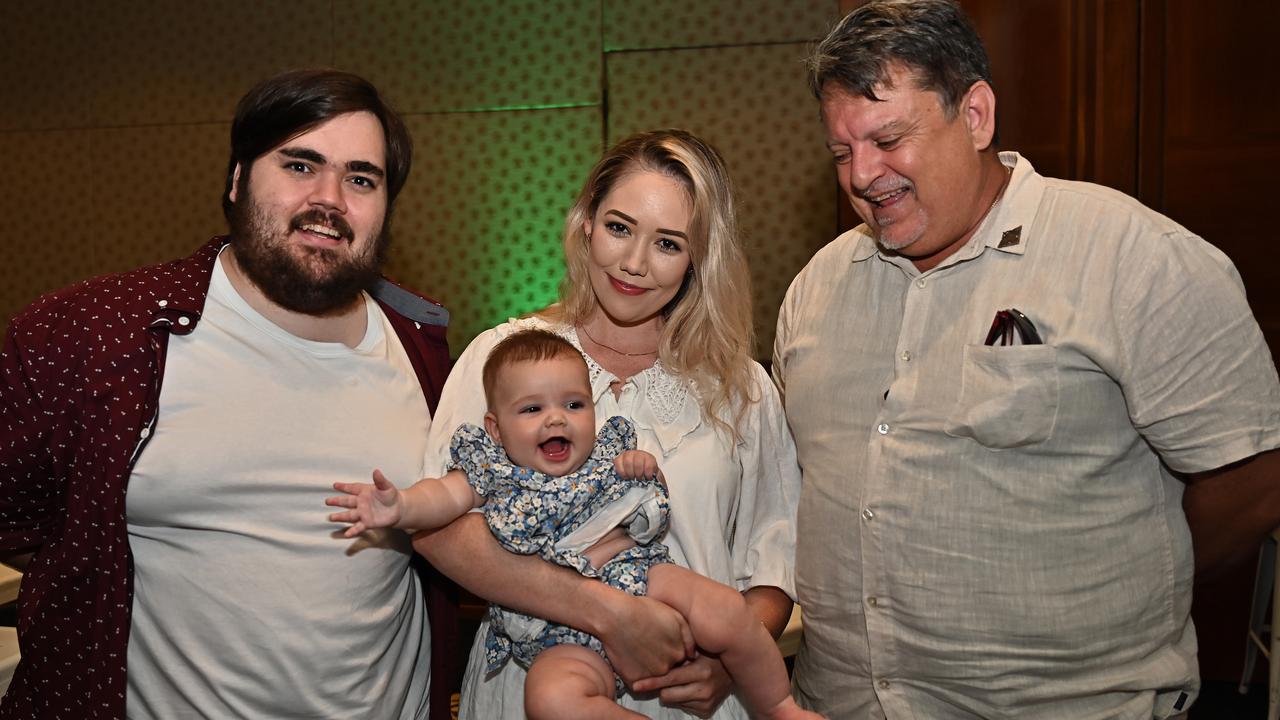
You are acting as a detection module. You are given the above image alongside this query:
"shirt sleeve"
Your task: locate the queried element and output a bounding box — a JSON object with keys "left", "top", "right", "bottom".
{"left": 592, "top": 416, "right": 636, "bottom": 461}
{"left": 1115, "top": 230, "right": 1280, "bottom": 473}
{"left": 0, "top": 312, "right": 62, "bottom": 553}
{"left": 729, "top": 362, "right": 800, "bottom": 598}
{"left": 447, "top": 423, "right": 504, "bottom": 498}
{"left": 772, "top": 279, "right": 797, "bottom": 401}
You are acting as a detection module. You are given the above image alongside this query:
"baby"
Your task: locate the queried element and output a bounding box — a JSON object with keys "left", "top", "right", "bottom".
{"left": 327, "top": 329, "right": 820, "bottom": 720}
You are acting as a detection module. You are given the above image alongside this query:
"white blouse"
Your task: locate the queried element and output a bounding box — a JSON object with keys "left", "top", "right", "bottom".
{"left": 424, "top": 317, "right": 800, "bottom": 720}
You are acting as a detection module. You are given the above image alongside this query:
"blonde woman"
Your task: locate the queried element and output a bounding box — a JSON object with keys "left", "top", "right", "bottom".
{"left": 416, "top": 129, "right": 800, "bottom": 719}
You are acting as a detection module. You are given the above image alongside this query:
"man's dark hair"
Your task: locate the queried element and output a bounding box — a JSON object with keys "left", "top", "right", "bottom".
{"left": 221, "top": 69, "right": 412, "bottom": 222}
{"left": 807, "top": 0, "right": 992, "bottom": 118}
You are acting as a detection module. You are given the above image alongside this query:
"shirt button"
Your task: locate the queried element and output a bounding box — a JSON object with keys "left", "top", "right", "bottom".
{"left": 877, "top": 423, "right": 890, "bottom": 434}
{"left": 177, "top": 316, "right": 191, "bottom": 326}
{"left": 139, "top": 427, "right": 151, "bottom": 439}
{"left": 878, "top": 680, "right": 891, "bottom": 690}
{"left": 915, "top": 277, "right": 927, "bottom": 288}
{"left": 157, "top": 299, "right": 169, "bottom": 307}
{"left": 867, "top": 596, "right": 878, "bottom": 607}
{"left": 900, "top": 350, "right": 912, "bottom": 362}
{"left": 862, "top": 508, "right": 875, "bottom": 521}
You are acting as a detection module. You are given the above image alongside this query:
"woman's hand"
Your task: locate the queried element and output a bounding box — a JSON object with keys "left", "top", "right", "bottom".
{"left": 632, "top": 654, "right": 733, "bottom": 718}
{"left": 596, "top": 591, "right": 695, "bottom": 684}
{"left": 414, "top": 515, "right": 695, "bottom": 682}
{"left": 629, "top": 585, "right": 793, "bottom": 716}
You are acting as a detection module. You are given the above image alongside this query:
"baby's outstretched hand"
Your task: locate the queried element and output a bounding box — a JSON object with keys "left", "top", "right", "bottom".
{"left": 326, "top": 469, "right": 404, "bottom": 537}
{"left": 614, "top": 450, "right": 665, "bottom": 487}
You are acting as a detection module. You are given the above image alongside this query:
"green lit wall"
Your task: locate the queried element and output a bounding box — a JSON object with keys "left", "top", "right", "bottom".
{"left": 1, "top": 0, "right": 840, "bottom": 358}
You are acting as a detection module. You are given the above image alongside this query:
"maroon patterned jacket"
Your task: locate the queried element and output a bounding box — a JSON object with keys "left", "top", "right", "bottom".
{"left": 0, "top": 237, "right": 458, "bottom": 719}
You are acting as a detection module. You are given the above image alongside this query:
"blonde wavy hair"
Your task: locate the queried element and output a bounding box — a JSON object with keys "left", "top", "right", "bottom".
{"left": 540, "top": 129, "right": 759, "bottom": 439}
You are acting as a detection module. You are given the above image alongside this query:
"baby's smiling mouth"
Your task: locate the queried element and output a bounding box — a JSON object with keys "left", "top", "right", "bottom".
{"left": 539, "top": 437, "right": 571, "bottom": 461}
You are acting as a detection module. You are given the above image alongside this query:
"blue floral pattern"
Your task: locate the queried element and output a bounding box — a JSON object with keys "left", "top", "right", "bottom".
{"left": 448, "top": 416, "right": 673, "bottom": 685}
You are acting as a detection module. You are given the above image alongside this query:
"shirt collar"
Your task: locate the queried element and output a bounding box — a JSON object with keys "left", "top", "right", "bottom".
{"left": 848, "top": 151, "right": 1044, "bottom": 269}
{"left": 147, "top": 236, "right": 228, "bottom": 336}
{"left": 849, "top": 228, "right": 880, "bottom": 263}
{"left": 979, "top": 151, "right": 1042, "bottom": 257}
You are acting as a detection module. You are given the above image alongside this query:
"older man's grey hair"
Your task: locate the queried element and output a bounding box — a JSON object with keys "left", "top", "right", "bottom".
{"left": 807, "top": 0, "right": 993, "bottom": 119}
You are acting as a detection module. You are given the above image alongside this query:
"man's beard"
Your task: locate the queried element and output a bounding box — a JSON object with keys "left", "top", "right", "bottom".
{"left": 228, "top": 193, "right": 390, "bottom": 316}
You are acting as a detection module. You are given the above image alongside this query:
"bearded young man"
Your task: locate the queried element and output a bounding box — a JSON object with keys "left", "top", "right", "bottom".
{"left": 0, "top": 70, "right": 455, "bottom": 719}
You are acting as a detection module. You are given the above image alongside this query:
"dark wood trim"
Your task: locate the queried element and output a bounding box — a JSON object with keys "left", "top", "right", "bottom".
{"left": 1070, "top": 0, "right": 1090, "bottom": 181}
{"left": 1091, "top": 0, "right": 1141, "bottom": 193}
{"left": 1136, "top": 0, "right": 1166, "bottom": 211}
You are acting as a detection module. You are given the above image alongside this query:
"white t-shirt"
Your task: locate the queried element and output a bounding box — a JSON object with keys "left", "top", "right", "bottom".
{"left": 426, "top": 317, "right": 800, "bottom": 720}
{"left": 125, "top": 254, "right": 433, "bottom": 719}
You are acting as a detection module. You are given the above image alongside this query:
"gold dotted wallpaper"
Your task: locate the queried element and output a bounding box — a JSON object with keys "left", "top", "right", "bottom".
{"left": 608, "top": 43, "right": 837, "bottom": 353}
{"left": 335, "top": 0, "right": 602, "bottom": 113}
{"left": 390, "top": 108, "right": 603, "bottom": 347}
{"left": 604, "top": 0, "right": 836, "bottom": 50}
{"left": 89, "top": 2, "right": 333, "bottom": 127}
{"left": 1, "top": 0, "right": 843, "bottom": 359}
{"left": 1, "top": 1, "right": 97, "bottom": 132}
{"left": 0, "top": 130, "right": 99, "bottom": 304}
{"left": 89, "top": 124, "right": 232, "bottom": 273}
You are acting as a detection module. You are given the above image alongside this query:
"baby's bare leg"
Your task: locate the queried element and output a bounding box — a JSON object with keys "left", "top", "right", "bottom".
{"left": 581, "top": 526, "right": 636, "bottom": 571}
{"left": 524, "top": 644, "right": 645, "bottom": 720}
{"left": 647, "top": 565, "right": 824, "bottom": 720}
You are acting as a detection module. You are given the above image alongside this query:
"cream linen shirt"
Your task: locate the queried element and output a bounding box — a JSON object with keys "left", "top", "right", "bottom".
{"left": 773, "top": 153, "right": 1280, "bottom": 720}
{"left": 426, "top": 317, "right": 800, "bottom": 720}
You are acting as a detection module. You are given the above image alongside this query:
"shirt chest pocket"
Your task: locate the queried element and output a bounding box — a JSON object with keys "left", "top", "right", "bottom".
{"left": 944, "top": 344, "right": 1060, "bottom": 449}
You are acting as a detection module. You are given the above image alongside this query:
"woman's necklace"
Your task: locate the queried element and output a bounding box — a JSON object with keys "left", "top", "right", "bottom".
{"left": 579, "top": 325, "right": 659, "bottom": 357}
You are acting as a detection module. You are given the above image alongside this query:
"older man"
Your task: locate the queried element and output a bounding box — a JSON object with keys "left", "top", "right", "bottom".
{"left": 0, "top": 70, "right": 453, "bottom": 719}
{"left": 773, "top": 1, "right": 1280, "bottom": 718}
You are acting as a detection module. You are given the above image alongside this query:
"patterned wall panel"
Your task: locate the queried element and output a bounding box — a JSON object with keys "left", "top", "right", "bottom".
{"left": 86, "top": 124, "right": 231, "bottom": 274}
{"left": 607, "top": 44, "right": 837, "bottom": 357}
{"left": 0, "top": 131, "right": 100, "bottom": 327}
{"left": 88, "top": 1, "right": 331, "bottom": 127}
{"left": 388, "top": 107, "right": 603, "bottom": 352}
{"left": 604, "top": 0, "right": 839, "bottom": 50}
{"left": 2, "top": 1, "right": 835, "bottom": 359}
{"left": 0, "top": 124, "right": 230, "bottom": 330}
{"left": 336, "top": 0, "right": 602, "bottom": 114}
{"left": 0, "top": 0, "right": 97, "bottom": 131}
